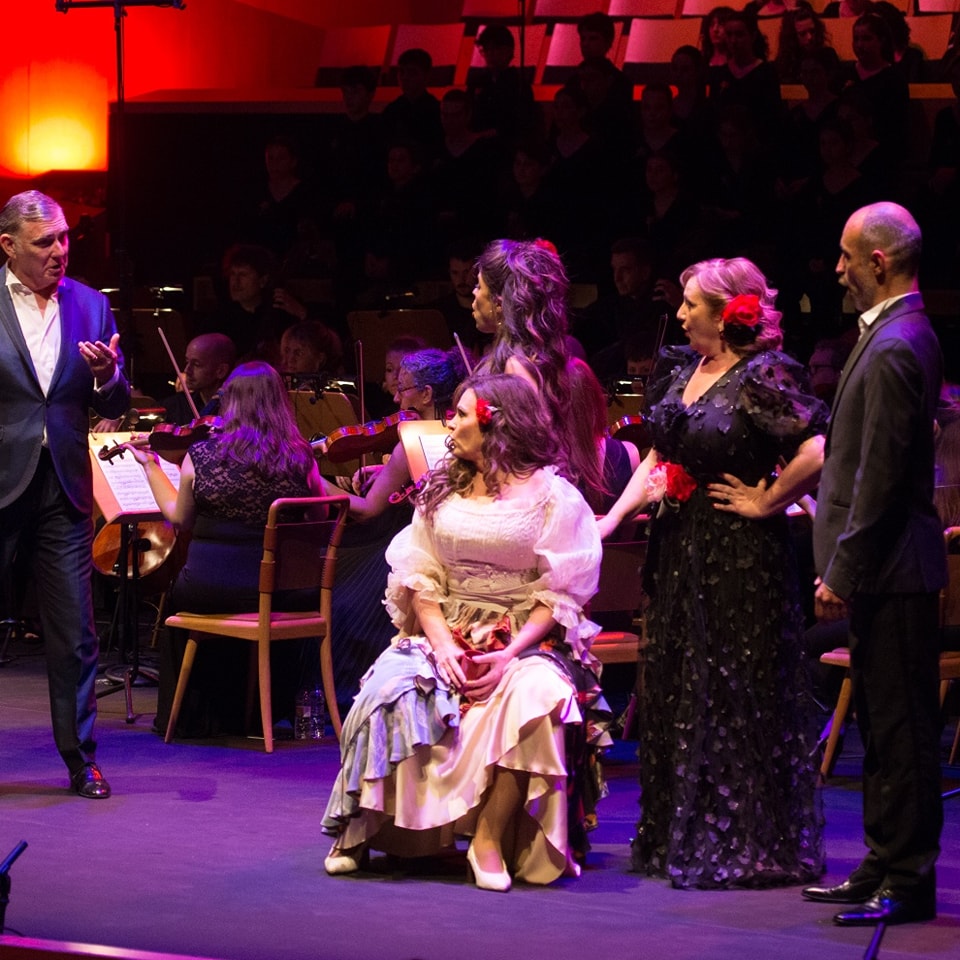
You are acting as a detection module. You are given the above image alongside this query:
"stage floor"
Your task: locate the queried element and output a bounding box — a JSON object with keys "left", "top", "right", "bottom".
{"left": 0, "top": 633, "right": 958, "bottom": 960}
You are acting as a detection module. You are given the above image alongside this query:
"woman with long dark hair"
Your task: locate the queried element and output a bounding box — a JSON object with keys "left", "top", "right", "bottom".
{"left": 322, "top": 373, "right": 603, "bottom": 891}
{"left": 473, "top": 237, "right": 609, "bottom": 509}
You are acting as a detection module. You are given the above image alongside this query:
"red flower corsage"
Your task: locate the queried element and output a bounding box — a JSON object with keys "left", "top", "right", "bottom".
{"left": 645, "top": 460, "right": 698, "bottom": 514}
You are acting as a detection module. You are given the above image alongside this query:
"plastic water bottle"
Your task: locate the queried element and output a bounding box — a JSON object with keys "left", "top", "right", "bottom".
{"left": 294, "top": 686, "right": 325, "bottom": 741}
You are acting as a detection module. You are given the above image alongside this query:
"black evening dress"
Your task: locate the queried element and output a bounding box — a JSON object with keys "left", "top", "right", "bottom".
{"left": 634, "top": 346, "right": 828, "bottom": 889}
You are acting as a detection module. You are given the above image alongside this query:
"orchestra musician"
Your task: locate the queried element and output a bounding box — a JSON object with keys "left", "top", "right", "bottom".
{"left": 159, "top": 333, "right": 236, "bottom": 425}
{"left": 0, "top": 190, "right": 131, "bottom": 799}
{"left": 126, "top": 361, "right": 327, "bottom": 739}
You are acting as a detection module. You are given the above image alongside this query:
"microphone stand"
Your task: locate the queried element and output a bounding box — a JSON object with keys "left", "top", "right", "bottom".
{"left": 54, "top": 1, "right": 186, "bottom": 376}
{"left": 0, "top": 841, "right": 27, "bottom": 934}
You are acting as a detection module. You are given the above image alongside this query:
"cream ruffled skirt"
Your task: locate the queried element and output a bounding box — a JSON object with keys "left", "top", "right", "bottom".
{"left": 322, "top": 639, "right": 582, "bottom": 884}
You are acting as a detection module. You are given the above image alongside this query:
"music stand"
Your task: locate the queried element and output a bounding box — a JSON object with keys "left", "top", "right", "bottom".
{"left": 90, "top": 432, "right": 179, "bottom": 722}
{"left": 96, "top": 515, "right": 162, "bottom": 722}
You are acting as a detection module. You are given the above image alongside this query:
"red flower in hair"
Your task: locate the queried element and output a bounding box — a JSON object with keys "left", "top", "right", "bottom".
{"left": 721, "top": 294, "right": 762, "bottom": 329}
{"left": 475, "top": 395, "right": 496, "bottom": 426}
{"left": 533, "top": 238, "right": 559, "bottom": 257}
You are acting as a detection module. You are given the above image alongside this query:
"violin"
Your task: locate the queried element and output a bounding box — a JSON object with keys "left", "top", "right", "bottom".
{"left": 312, "top": 410, "right": 418, "bottom": 464}
{"left": 609, "top": 415, "right": 651, "bottom": 451}
{"left": 98, "top": 416, "right": 223, "bottom": 463}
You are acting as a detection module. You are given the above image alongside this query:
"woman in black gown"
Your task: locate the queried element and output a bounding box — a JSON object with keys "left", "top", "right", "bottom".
{"left": 598, "top": 257, "right": 828, "bottom": 889}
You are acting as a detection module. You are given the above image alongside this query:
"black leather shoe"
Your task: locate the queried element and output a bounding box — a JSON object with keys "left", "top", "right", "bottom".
{"left": 70, "top": 762, "right": 112, "bottom": 799}
{"left": 802, "top": 877, "right": 880, "bottom": 904}
{"left": 834, "top": 890, "right": 936, "bottom": 926}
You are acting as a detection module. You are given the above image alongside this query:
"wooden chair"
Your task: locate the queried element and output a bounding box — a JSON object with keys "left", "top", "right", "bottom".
{"left": 819, "top": 526, "right": 960, "bottom": 778}
{"left": 164, "top": 495, "right": 349, "bottom": 752}
{"left": 589, "top": 535, "right": 649, "bottom": 737}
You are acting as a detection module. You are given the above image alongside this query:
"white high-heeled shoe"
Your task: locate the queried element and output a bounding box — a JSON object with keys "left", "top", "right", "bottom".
{"left": 324, "top": 840, "right": 367, "bottom": 875}
{"left": 466, "top": 842, "right": 511, "bottom": 892}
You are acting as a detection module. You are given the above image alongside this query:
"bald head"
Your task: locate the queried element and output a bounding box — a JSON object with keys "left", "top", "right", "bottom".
{"left": 184, "top": 333, "right": 236, "bottom": 400}
{"left": 837, "top": 202, "right": 921, "bottom": 312}
{"left": 851, "top": 202, "right": 921, "bottom": 278}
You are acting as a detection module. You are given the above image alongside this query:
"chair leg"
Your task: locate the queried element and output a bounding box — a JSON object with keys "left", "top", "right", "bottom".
{"left": 950, "top": 715, "right": 960, "bottom": 766}
{"left": 164, "top": 637, "right": 198, "bottom": 743}
{"left": 258, "top": 639, "right": 273, "bottom": 753}
{"left": 244, "top": 645, "right": 258, "bottom": 735}
{"left": 149, "top": 590, "right": 169, "bottom": 649}
{"left": 320, "top": 630, "right": 341, "bottom": 741}
{"left": 820, "top": 673, "right": 852, "bottom": 781}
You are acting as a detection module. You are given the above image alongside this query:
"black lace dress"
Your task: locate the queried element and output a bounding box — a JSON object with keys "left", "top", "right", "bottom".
{"left": 634, "top": 346, "right": 828, "bottom": 889}
{"left": 155, "top": 438, "right": 314, "bottom": 737}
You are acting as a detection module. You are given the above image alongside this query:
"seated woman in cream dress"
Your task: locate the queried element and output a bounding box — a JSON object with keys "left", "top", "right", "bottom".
{"left": 321, "top": 373, "right": 602, "bottom": 891}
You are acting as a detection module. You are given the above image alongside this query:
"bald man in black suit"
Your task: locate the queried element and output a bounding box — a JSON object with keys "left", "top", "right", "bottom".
{"left": 803, "top": 202, "right": 946, "bottom": 925}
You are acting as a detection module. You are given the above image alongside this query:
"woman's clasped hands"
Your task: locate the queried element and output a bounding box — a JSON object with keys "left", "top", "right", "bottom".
{"left": 432, "top": 639, "right": 510, "bottom": 702}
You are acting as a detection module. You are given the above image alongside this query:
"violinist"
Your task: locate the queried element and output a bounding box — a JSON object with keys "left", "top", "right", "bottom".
{"left": 0, "top": 190, "right": 130, "bottom": 799}
{"left": 159, "top": 333, "right": 236, "bottom": 425}
{"left": 127, "top": 361, "right": 327, "bottom": 739}
{"left": 319, "top": 347, "right": 466, "bottom": 519}
{"left": 318, "top": 347, "right": 466, "bottom": 705}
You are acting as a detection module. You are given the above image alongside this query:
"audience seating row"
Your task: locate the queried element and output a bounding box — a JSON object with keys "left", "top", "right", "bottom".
{"left": 314, "top": 12, "right": 955, "bottom": 89}
{"left": 460, "top": 0, "right": 929, "bottom": 20}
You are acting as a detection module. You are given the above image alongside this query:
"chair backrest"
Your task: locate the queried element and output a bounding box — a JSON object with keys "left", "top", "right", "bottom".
{"left": 260, "top": 497, "right": 349, "bottom": 609}
{"left": 347, "top": 309, "right": 452, "bottom": 392}
{"left": 313, "top": 25, "right": 392, "bottom": 86}
{"left": 591, "top": 538, "right": 648, "bottom": 618}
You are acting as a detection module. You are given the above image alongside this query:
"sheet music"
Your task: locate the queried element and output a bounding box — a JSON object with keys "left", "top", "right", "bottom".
{"left": 89, "top": 432, "right": 180, "bottom": 520}
{"left": 418, "top": 434, "right": 450, "bottom": 474}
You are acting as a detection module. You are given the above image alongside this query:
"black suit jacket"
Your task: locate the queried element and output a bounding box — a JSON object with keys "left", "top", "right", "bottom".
{"left": 0, "top": 267, "right": 130, "bottom": 514}
{"left": 814, "top": 292, "right": 947, "bottom": 598}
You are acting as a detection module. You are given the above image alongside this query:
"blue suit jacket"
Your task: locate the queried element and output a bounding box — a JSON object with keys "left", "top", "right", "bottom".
{"left": 813, "top": 292, "right": 947, "bottom": 598}
{"left": 0, "top": 266, "right": 131, "bottom": 515}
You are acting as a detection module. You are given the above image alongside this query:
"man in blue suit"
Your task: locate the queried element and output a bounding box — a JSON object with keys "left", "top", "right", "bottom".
{"left": 803, "top": 202, "right": 946, "bottom": 924}
{"left": 0, "top": 190, "right": 130, "bottom": 798}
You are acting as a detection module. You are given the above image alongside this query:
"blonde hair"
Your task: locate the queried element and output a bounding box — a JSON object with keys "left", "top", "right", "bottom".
{"left": 679, "top": 257, "right": 783, "bottom": 354}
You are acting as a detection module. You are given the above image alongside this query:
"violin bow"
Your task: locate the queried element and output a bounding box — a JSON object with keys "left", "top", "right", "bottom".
{"left": 354, "top": 340, "right": 368, "bottom": 470}
{"left": 453, "top": 332, "right": 474, "bottom": 376}
{"left": 157, "top": 326, "right": 201, "bottom": 421}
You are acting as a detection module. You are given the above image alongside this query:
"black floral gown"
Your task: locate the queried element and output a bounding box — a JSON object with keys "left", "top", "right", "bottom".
{"left": 634, "top": 346, "right": 829, "bottom": 889}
